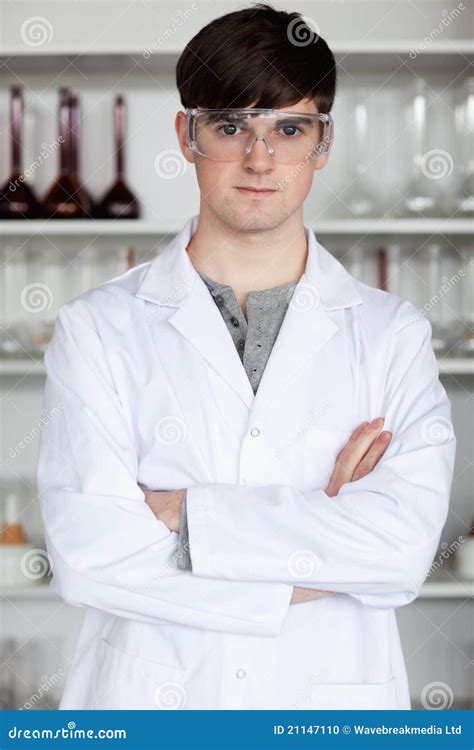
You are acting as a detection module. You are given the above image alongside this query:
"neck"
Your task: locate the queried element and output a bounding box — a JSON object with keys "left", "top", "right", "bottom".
{"left": 186, "top": 204, "right": 308, "bottom": 301}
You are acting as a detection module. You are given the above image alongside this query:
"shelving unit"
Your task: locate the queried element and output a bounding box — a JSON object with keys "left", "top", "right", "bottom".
{"left": 0, "top": 218, "right": 472, "bottom": 237}
{"left": 0, "top": 0, "right": 472, "bottom": 710}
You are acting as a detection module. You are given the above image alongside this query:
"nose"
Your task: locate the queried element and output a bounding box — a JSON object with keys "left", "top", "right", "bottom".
{"left": 242, "top": 135, "right": 275, "bottom": 171}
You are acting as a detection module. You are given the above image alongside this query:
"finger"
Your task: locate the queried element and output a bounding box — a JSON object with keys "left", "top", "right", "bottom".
{"left": 336, "top": 417, "right": 384, "bottom": 476}
{"left": 347, "top": 421, "right": 370, "bottom": 442}
{"left": 333, "top": 419, "right": 385, "bottom": 485}
{"left": 352, "top": 431, "right": 392, "bottom": 481}
{"left": 343, "top": 418, "right": 386, "bottom": 466}
{"left": 311, "top": 590, "right": 336, "bottom": 599}
{"left": 326, "top": 419, "right": 388, "bottom": 496}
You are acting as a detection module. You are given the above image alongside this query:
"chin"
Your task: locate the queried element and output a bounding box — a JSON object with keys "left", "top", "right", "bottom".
{"left": 215, "top": 201, "right": 289, "bottom": 233}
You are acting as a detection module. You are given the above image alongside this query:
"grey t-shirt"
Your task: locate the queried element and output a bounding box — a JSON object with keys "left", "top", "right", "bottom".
{"left": 176, "top": 269, "right": 299, "bottom": 571}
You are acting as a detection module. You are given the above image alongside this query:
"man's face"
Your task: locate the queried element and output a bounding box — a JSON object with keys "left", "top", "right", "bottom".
{"left": 176, "top": 98, "right": 333, "bottom": 233}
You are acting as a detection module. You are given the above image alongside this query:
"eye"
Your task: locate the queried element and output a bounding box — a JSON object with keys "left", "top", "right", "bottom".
{"left": 216, "top": 122, "right": 244, "bottom": 136}
{"left": 278, "top": 124, "right": 303, "bottom": 137}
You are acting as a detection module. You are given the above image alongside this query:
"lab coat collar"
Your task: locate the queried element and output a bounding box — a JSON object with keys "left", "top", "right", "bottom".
{"left": 135, "top": 214, "right": 364, "bottom": 410}
{"left": 135, "top": 213, "right": 363, "bottom": 311}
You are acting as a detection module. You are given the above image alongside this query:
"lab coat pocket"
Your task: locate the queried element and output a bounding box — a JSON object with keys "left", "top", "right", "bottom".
{"left": 89, "top": 637, "right": 188, "bottom": 710}
{"left": 310, "top": 676, "right": 398, "bottom": 710}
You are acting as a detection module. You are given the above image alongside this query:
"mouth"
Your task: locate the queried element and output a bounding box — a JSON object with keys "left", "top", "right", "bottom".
{"left": 235, "top": 187, "right": 277, "bottom": 198}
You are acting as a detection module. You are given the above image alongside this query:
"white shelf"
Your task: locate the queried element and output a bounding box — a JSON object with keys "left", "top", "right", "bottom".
{"left": 331, "top": 40, "right": 474, "bottom": 55}
{"left": 3, "top": 41, "right": 473, "bottom": 58}
{"left": 315, "top": 219, "right": 474, "bottom": 236}
{"left": 438, "top": 358, "right": 474, "bottom": 375}
{"left": 0, "top": 219, "right": 472, "bottom": 238}
{"left": 417, "top": 567, "right": 474, "bottom": 599}
{"left": 0, "top": 220, "right": 175, "bottom": 237}
{"left": 0, "top": 583, "right": 55, "bottom": 599}
{"left": 419, "top": 579, "right": 474, "bottom": 599}
{"left": 0, "top": 358, "right": 45, "bottom": 376}
{"left": 2, "top": 356, "right": 472, "bottom": 377}
{"left": 3, "top": 43, "right": 472, "bottom": 66}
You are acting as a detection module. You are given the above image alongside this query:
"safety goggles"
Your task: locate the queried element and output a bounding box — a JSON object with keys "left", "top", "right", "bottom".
{"left": 185, "top": 108, "right": 334, "bottom": 165}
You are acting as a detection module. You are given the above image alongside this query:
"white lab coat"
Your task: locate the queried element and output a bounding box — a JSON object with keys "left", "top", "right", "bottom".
{"left": 37, "top": 214, "right": 456, "bottom": 710}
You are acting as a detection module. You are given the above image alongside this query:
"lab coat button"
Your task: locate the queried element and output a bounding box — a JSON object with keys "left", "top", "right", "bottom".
{"left": 236, "top": 669, "right": 246, "bottom": 679}
{"left": 250, "top": 427, "right": 260, "bottom": 437}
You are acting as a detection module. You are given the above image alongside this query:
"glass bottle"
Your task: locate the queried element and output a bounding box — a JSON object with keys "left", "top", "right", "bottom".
{"left": 454, "top": 244, "right": 474, "bottom": 355}
{"left": 69, "top": 94, "right": 94, "bottom": 215}
{"left": 453, "top": 78, "right": 474, "bottom": 217}
{"left": 0, "top": 87, "right": 42, "bottom": 220}
{"left": 336, "top": 86, "right": 380, "bottom": 218}
{"left": 398, "top": 79, "right": 440, "bottom": 217}
{"left": 42, "top": 88, "right": 90, "bottom": 219}
{"left": 94, "top": 96, "right": 140, "bottom": 219}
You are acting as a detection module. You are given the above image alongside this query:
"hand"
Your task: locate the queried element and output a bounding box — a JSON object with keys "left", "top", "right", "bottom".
{"left": 291, "top": 587, "right": 335, "bottom": 604}
{"left": 144, "top": 488, "right": 186, "bottom": 533}
{"left": 325, "top": 418, "right": 392, "bottom": 498}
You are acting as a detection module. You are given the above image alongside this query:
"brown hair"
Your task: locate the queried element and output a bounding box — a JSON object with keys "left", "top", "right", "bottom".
{"left": 176, "top": 3, "right": 337, "bottom": 113}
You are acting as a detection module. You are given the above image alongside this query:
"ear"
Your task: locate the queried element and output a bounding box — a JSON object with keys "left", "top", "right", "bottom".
{"left": 314, "top": 119, "right": 335, "bottom": 171}
{"left": 175, "top": 111, "right": 196, "bottom": 164}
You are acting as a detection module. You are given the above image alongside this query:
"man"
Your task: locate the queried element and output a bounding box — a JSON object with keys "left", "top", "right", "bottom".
{"left": 37, "top": 4, "right": 455, "bottom": 710}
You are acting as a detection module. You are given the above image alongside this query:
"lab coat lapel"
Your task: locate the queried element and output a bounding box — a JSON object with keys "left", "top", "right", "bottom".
{"left": 169, "top": 282, "right": 255, "bottom": 409}
{"left": 249, "top": 227, "right": 364, "bottom": 412}
{"left": 135, "top": 216, "right": 363, "bottom": 415}
{"left": 135, "top": 215, "right": 254, "bottom": 410}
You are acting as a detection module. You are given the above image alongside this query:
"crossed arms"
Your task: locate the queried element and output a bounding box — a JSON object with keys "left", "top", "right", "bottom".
{"left": 37, "top": 300, "right": 456, "bottom": 637}
{"left": 144, "top": 417, "right": 393, "bottom": 604}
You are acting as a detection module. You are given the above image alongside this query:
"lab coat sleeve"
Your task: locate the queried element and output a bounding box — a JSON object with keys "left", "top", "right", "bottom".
{"left": 36, "top": 302, "right": 293, "bottom": 636}
{"left": 185, "top": 305, "right": 456, "bottom": 608}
